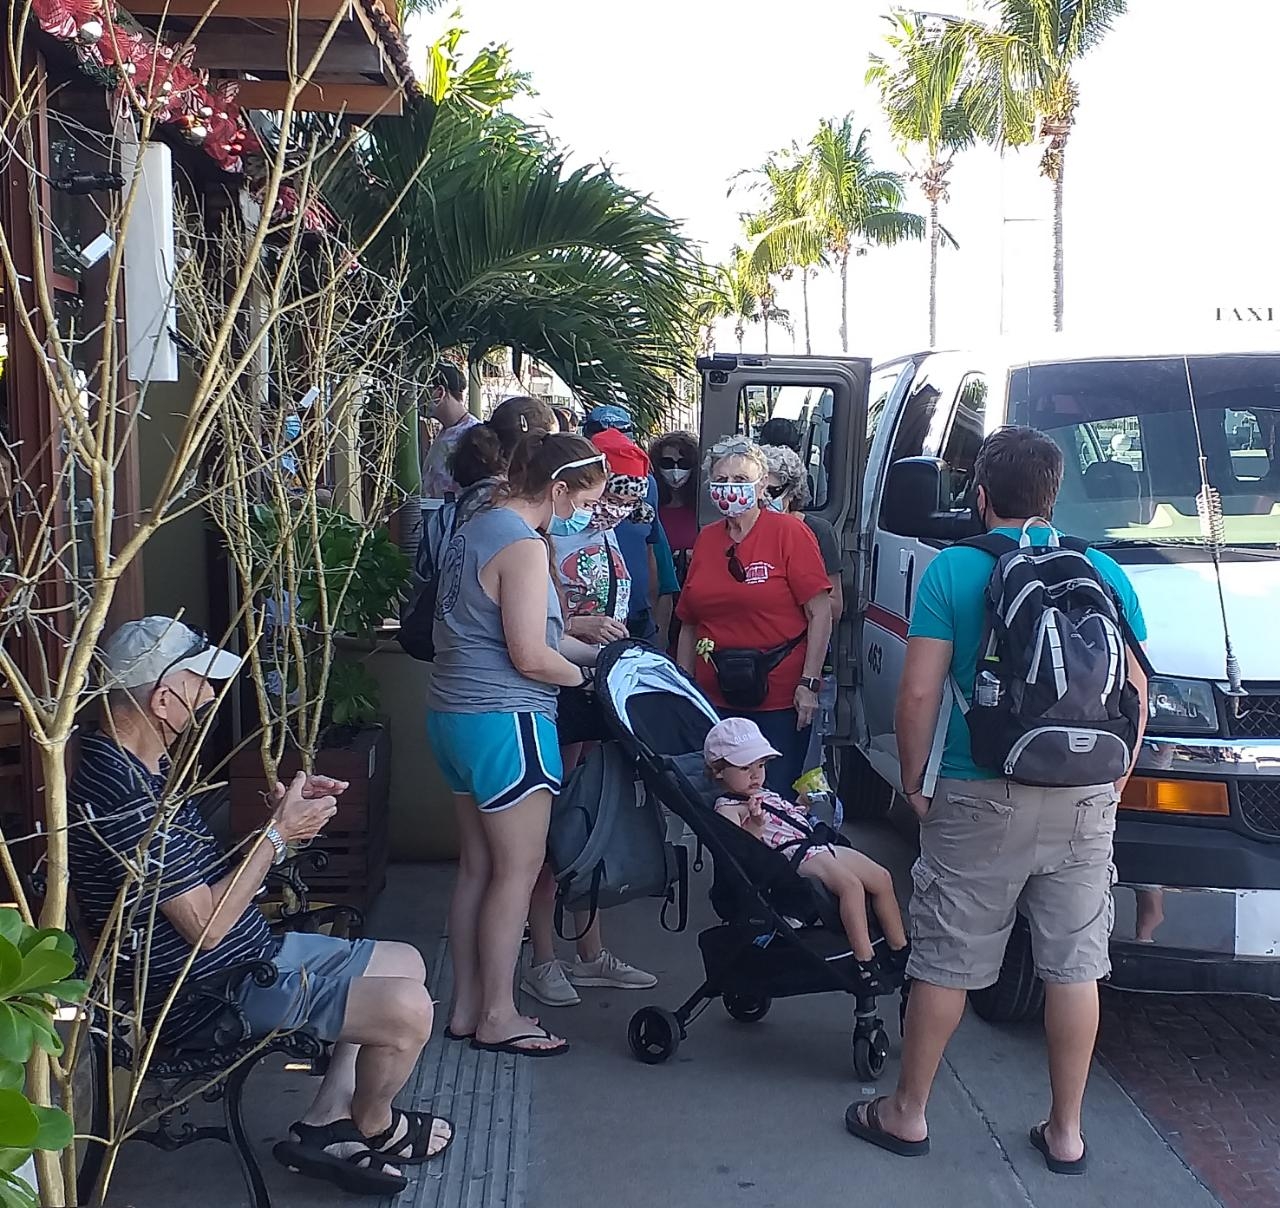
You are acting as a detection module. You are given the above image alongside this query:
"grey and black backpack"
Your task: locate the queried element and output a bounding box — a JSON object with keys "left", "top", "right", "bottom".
{"left": 956, "top": 522, "right": 1141, "bottom": 788}
{"left": 547, "top": 741, "right": 686, "bottom": 936}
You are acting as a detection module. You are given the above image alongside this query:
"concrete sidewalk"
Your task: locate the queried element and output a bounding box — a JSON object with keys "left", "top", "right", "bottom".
{"left": 103, "top": 845, "right": 1221, "bottom": 1208}
{"left": 526, "top": 884, "right": 1218, "bottom": 1208}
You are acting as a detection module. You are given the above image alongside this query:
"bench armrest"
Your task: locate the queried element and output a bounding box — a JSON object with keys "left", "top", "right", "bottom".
{"left": 164, "top": 958, "right": 279, "bottom": 1051}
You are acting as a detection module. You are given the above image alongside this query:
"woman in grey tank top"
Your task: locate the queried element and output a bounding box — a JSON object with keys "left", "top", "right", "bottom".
{"left": 426, "top": 432, "right": 606, "bottom": 1057}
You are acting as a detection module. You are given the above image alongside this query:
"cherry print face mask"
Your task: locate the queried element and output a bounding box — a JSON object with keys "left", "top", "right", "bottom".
{"left": 708, "top": 480, "right": 759, "bottom": 517}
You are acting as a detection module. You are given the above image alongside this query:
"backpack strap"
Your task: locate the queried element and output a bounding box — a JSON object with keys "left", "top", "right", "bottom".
{"left": 958, "top": 531, "right": 1018, "bottom": 558}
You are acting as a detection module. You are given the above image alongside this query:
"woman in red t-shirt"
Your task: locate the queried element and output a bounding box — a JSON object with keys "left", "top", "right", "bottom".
{"left": 675, "top": 436, "right": 833, "bottom": 791}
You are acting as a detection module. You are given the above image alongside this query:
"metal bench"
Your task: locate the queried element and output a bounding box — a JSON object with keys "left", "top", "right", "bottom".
{"left": 49, "top": 852, "right": 362, "bottom": 1207}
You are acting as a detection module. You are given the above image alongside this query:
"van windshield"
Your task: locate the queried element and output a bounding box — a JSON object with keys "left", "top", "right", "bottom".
{"left": 1006, "top": 354, "right": 1280, "bottom": 547}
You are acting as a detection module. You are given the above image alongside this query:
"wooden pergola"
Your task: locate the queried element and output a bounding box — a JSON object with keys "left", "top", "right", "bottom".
{"left": 125, "top": 0, "right": 415, "bottom": 116}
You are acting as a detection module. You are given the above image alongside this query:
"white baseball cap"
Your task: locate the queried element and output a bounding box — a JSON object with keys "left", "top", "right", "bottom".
{"left": 703, "top": 717, "right": 782, "bottom": 767}
{"left": 99, "top": 617, "right": 243, "bottom": 690}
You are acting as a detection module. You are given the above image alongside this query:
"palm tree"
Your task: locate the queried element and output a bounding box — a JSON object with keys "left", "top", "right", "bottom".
{"left": 695, "top": 253, "right": 763, "bottom": 353}
{"left": 867, "top": 11, "right": 972, "bottom": 347}
{"left": 963, "top": 0, "right": 1127, "bottom": 331}
{"left": 325, "top": 33, "right": 700, "bottom": 428}
{"left": 740, "top": 151, "right": 823, "bottom": 353}
{"left": 806, "top": 116, "right": 925, "bottom": 353}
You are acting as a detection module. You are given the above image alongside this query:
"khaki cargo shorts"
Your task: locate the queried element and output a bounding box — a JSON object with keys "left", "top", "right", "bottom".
{"left": 906, "top": 777, "right": 1118, "bottom": 990}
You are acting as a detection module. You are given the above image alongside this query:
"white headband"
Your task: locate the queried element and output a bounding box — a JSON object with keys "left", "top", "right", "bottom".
{"left": 551, "top": 453, "right": 606, "bottom": 480}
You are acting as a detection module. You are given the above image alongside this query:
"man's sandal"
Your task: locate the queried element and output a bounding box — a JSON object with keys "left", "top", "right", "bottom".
{"left": 273, "top": 1121, "right": 407, "bottom": 1197}
{"left": 844, "top": 1098, "right": 930, "bottom": 1157}
{"left": 368, "top": 1108, "right": 454, "bottom": 1164}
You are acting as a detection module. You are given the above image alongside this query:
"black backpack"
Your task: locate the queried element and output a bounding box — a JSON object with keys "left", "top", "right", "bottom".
{"left": 957, "top": 527, "right": 1141, "bottom": 788}
{"left": 546, "top": 742, "right": 687, "bottom": 936}
{"left": 397, "top": 480, "right": 496, "bottom": 661}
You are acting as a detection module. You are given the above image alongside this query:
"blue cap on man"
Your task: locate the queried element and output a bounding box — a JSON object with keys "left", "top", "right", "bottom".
{"left": 583, "top": 404, "right": 635, "bottom": 436}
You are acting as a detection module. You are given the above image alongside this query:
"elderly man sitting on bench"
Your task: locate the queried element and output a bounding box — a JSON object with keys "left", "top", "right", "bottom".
{"left": 68, "top": 616, "right": 451, "bottom": 1198}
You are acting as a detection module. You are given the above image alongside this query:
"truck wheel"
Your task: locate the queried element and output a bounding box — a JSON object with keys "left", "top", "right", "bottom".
{"left": 835, "top": 747, "right": 892, "bottom": 821}
{"left": 969, "top": 916, "right": 1044, "bottom": 1024}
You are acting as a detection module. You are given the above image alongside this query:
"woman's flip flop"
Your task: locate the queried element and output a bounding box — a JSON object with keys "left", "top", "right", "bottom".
{"left": 470, "top": 1025, "right": 569, "bottom": 1057}
{"left": 844, "top": 1097, "right": 930, "bottom": 1157}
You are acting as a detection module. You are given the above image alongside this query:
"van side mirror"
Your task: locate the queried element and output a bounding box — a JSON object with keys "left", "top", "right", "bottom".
{"left": 880, "top": 456, "right": 981, "bottom": 541}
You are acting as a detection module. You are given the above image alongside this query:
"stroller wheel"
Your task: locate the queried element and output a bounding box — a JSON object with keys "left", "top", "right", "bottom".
{"left": 722, "top": 993, "right": 771, "bottom": 1023}
{"left": 852, "top": 1029, "right": 889, "bottom": 1081}
{"left": 628, "top": 1006, "right": 682, "bottom": 1065}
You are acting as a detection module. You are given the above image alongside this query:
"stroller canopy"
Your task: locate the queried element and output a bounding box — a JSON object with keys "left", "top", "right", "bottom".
{"left": 596, "top": 643, "right": 719, "bottom": 759}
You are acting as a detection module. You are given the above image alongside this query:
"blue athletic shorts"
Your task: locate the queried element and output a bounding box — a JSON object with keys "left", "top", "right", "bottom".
{"left": 235, "top": 931, "right": 376, "bottom": 1042}
{"left": 426, "top": 709, "right": 563, "bottom": 811}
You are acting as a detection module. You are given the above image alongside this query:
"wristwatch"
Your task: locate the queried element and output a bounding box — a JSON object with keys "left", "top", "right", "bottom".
{"left": 798, "top": 676, "right": 821, "bottom": 692}
{"left": 263, "top": 823, "right": 287, "bottom": 865}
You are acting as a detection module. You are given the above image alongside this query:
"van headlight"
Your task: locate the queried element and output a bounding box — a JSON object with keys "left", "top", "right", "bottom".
{"left": 1146, "top": 677, "right": 1219, "bottom": 734}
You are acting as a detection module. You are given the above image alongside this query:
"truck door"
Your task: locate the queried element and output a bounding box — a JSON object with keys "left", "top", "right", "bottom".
{"left": 858, "top": 358, "right": 990, "bottom": 787}
{"left": 697, "top": 354, "right": 870, "bottom": 742}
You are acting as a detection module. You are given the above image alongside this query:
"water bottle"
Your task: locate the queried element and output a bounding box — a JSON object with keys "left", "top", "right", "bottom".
{"left": 976, "top": 670, "right": 1001, "bottom": 708}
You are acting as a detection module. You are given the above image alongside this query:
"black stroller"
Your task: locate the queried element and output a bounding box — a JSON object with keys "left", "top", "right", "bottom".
{"left": 594, "top": 641, "right": 905, "bottom": 1080}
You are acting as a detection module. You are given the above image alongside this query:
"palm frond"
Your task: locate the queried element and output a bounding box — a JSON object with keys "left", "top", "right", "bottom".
{"left": 326, "top": 28, "right": 699, "bottom": 427}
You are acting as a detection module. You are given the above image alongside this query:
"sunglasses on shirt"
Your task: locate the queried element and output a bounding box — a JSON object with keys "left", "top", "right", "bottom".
{"left": 725, "top": 545, "right": 747, "bottom": 582}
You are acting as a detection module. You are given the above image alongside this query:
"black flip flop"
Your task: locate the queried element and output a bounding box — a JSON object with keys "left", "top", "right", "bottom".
{"left": 844, "top": 1098, "right": 930, "bottom": 1157}
{"left": 470, "top": 1026, "right": 569, "bottom": 1057}
{"left": 368, "top": 1108, "right": 454, "bottom": 1165}
{"left": 443, "top": 1026, "right": 474, "bottom": 1041}
{"left": 274, "top": 1123, "right": 407, "bottom": 1197}
{"left": 1030, "top": 1123, "right": 1087, "bottom": 1175}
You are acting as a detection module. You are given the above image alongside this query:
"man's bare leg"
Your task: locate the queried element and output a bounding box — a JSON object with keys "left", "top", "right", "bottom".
{"left": 302, "top": 940, "right": 427, "bottom": 1126}
{"left": 1040, "top": 980, "right": 1098, "bottom": 1162}
{"left": 863, "top": 981, "right": 967, "bottom": 1143}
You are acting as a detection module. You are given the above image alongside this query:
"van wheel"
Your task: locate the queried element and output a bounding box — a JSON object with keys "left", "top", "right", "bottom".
{"left": 835, "top": 747, "right": 892, "bottom": 821}
{"left": 969, "top": 917, "right": 1045, "bottom": 1023}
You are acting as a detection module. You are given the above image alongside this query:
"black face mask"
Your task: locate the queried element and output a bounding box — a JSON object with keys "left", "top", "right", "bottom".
{"left": 191, "top": 700, "right": 218, "bottom": 730}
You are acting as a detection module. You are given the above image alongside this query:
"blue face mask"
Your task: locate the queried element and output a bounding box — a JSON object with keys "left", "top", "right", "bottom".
{"left": 766, "top": 496, "right": 788, "bottom": 513}
{"left": 549, "top": 507, "right": 593, "bottom": 537}
{"left": 284, "top": 415, "right": 302, "bottom": 441}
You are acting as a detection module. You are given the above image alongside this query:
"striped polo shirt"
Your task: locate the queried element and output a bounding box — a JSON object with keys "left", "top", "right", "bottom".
{"left": 68, "top": 732, "right": 275, "bottom": 1036}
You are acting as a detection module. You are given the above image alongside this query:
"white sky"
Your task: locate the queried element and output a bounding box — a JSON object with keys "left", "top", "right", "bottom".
{"left": 412, "top": 0, "right": 1280, "bottom": 362}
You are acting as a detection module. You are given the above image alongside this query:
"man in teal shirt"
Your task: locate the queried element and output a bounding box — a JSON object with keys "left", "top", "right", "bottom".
{"left": 847, "top": 426, "right": 1148, "bottom": 1175}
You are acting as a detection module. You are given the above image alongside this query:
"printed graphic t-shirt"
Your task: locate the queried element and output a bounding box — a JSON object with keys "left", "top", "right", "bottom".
{"left": 677, "top": 509, "right": 830, "bottom": 711}
{"left": 550, "top": 528, "right": 631, "bottom": 622}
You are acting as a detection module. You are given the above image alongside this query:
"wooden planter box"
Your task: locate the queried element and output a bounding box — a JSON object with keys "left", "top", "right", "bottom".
{"left": 229, "top": 723, "right": 391, "bottom": 911}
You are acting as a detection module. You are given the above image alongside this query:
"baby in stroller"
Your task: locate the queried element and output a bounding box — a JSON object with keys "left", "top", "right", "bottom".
{"left": 705, "top": 718, "right": 910, "bottom": 990}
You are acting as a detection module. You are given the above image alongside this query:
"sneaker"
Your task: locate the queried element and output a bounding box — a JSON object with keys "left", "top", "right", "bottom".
{"left": 567, "top": 949, "right": 658, "bottom": 990}
{"left": 520, "top": 959, "right": 580, "bottom": 1007}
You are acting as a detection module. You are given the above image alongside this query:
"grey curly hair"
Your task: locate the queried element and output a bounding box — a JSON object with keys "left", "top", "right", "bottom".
{"left": 759, "top": 443, "right": 809, "bottom": 507}
{"left": 703, "top": 435, "right": 768, "bottom": 484}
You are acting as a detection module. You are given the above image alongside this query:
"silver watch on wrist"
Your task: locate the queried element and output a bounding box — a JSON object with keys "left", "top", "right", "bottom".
{"left": 264, "top": 823, "right": 287, "bottom": 864}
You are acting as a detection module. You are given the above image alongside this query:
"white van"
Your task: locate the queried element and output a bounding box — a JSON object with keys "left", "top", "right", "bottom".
{"left": 697, "top": 341, "right": 1280, "bottom": 1020}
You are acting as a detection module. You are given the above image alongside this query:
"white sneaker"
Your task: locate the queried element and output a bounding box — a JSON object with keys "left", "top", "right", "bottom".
{"left": 520, "top": 959, "right": 581, "bottom": 1007}
{"left": 567, "top": 949, "right": 658, "bottom": 989}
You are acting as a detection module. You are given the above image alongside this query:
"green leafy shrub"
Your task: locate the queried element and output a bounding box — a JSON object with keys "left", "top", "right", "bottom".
{"left": 0, "top": 909, "right": 86, "bottom": 1208}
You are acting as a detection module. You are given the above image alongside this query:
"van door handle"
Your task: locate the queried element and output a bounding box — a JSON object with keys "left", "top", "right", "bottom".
{"left": 904, "top": 554, "right": 915, "bottom": 617}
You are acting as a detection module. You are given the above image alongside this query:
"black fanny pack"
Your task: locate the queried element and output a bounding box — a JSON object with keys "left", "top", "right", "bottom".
{"left": 710, "top": 634, "right": 805, "bottom": 710}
